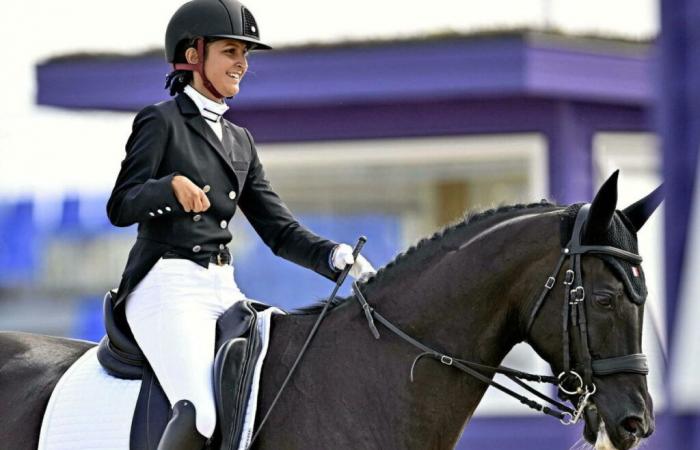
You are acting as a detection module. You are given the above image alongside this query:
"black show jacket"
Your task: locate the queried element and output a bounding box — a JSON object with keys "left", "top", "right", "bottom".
{"left": 107, "top": 93, "right": 339, "bottom": 318}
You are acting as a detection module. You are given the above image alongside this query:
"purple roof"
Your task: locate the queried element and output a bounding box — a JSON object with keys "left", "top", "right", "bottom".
{"left": 37, "top": 32, "right": 652, "bottom": 112}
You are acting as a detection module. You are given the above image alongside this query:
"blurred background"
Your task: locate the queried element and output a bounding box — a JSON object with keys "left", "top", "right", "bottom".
{"left": 1, "top": 0, "right": 698, "bottom": 448}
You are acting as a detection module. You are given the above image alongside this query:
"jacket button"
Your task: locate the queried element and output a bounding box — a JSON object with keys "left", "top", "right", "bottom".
{"left": 157, "top": 209, "right": 163, "bottom": 215}
{"left": 149, "top": 212, "right": 155, "bottom": 217}
{"left": 228, "top": 191, "right": 236, "bottom": 200}
{"left": 165, "top": 206, "right": 172, "bottom": 212}
{"left": 192, "top": 245, "right": 201, "bottom": 253}
{"left": 193, "top": 214, "right": 202, "bottom": 222}
{"left": 219, "top": 244, "right": 225, "bottom": 250}
{"left": 220, "top": 220, "right": 228, "bottom": 229}
{"left": 203, "top": 185, "right": 211, "bottom": 193}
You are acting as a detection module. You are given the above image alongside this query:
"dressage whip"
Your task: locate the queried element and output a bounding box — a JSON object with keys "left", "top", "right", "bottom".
{"left": 245, "top": 236, "right": 367, "bottom": 449}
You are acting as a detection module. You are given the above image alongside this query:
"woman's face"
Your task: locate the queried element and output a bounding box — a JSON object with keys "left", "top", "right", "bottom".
{"left": 188, "top": 38, "right": 248, "bottom": 100}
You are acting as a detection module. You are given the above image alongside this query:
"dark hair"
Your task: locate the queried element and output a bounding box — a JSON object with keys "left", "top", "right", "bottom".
{"left": 164, "top": 70, "right": 193, "bottom": 96}
{"left": 164, "top": 37, "right": 198, "bottom": 96}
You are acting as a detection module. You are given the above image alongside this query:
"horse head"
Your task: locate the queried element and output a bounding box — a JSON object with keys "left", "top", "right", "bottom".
{"left": 526, "top": 171, "right": 662, "bottom": 450}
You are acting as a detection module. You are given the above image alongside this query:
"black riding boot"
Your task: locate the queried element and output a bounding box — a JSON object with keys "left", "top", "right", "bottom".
{"left": 157, "top": 399, "right": 208, "bottom": 450}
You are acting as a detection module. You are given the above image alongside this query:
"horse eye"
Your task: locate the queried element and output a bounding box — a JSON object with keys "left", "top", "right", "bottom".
{"left": 594, "top": 293, "right": 614, "bottom": 309}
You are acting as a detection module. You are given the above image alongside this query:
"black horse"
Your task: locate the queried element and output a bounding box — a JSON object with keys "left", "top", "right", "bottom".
{"left": 0, "top": 172, "right": 660, "bottom": 450}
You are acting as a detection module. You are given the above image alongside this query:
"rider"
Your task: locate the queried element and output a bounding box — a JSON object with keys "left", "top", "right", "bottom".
{"left": 106, "top": 0, "right": 375, "bottom": 448}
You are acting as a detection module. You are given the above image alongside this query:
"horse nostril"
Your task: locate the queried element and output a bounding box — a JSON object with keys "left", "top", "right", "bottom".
{"left": 621, "top": 416, "right": 645, "bottom": 437}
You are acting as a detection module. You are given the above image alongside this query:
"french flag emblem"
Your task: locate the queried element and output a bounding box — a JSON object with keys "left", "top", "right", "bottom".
{"left": 632, "top": 266, "right": 641, "bottom": 277}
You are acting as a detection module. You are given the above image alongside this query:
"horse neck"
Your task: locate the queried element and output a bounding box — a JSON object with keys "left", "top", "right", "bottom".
{"left": 366, "top": 211, "right": 560, "bottom": 359}
{"left": 352, "top": 211, "right": 561, "bottom": 445}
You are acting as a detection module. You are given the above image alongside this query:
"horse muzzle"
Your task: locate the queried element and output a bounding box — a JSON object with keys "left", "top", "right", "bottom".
{"left": 583, "top": 401, "right": 654, "bottom": 450}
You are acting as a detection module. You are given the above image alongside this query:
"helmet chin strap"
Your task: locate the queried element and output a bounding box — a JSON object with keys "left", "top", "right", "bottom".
{"left": 173, "top": 37, "right": 225, "bottom": 100}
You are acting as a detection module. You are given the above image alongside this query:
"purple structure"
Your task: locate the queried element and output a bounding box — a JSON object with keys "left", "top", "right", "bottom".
{"left": 659, "top": 0, "right": 700, "bottom": 344}
{"left": 37, "top": 32, "right": 652, "bottom": 206}
{"left": 38, "top": 30, "right": 693, "bottom": 449}
{"left": 658, "top": 1, "right": 700, "bottom": 447}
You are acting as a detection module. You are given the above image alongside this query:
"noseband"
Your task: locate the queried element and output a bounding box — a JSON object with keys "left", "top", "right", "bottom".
{"left": 353, "top": 204, "right": 649, "bottom": 425}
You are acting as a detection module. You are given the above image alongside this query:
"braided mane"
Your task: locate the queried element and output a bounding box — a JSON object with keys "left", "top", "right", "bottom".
{"left": 294, "top": 200, "right": 559, "bottom": 314}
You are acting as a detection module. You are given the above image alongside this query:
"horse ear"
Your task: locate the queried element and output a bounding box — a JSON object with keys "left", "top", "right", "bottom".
{"left": 583, "top": 170, "right": 619, "bottom": 240}
{"left": 621, "top": 183, "right": 664, "bottom": 232}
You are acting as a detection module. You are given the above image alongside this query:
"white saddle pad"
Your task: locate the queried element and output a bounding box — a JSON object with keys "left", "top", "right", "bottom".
{"left": 38, "top": 308, "right": 281, "bottom": 450}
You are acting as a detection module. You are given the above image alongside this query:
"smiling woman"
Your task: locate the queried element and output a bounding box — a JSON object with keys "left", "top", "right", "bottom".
{"left": 104, "top": 0, "right": 376, "bottom": 449}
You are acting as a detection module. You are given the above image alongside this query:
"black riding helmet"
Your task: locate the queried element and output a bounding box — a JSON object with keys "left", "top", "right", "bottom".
{"left": 165, "top": 0, "right": 272, "bottom": 98}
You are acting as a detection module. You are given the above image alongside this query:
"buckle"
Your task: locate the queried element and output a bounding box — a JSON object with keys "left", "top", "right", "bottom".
{"left": 569, "top": 286, "right": 585, "bottom": 304}
{"left": 563, "top": 270, "right": 575, "bottom": 285}
{"left": 216, "top": 253, "right": 224, "bottom": 266}
{"left": 545, "top": 276, "right": 556, "bottom": 289}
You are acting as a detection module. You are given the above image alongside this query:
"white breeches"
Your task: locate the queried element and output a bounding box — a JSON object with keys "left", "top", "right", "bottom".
{"left": 125, "top": 257, "right": 247, "bottom": 438}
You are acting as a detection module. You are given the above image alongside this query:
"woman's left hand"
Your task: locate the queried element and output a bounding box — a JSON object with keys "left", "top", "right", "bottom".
{"left": 332, "top": 244, "right": 376, "bottom": 281}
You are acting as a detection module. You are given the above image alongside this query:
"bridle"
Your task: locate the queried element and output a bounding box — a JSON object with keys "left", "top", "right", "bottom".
{"left": 352, "top": 204, "right": 649, "bottom": 425}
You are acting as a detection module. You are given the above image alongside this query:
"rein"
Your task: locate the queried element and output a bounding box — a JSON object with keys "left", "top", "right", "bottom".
{"left": 353, "top": 282, "right": 574, "bottom": 422}
{"left": 245, "top": 238, "right": 367, "bottom": 449}
{"left": 353, "top": 204, "right": 649, "bottom": 425}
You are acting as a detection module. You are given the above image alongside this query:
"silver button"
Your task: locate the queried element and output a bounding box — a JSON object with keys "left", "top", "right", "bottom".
{"left": 149, "top": 211, "right": 155, "bottom": 217}
{"left": 193, "top": 214, "right": 202, "bottom": 222}
{"left": 165, "top": 206, "right": 172, "bottom": 212}
{"left": 228, "top": 191, "right": 236, "bottom": 200}
{"left": 192, "top": 245, "right": 201, "bottom": 253}
{"left": 220, "top": 220, "right": 228, "bottom": 229}
{"left": 203, "top": 185, "right": 211, "bottom": 193}
{"left": 157, "top": 209, "right": 163, "bottom": 214}
{"left": 219, "top": 244, "right": 225, "bottom": 250}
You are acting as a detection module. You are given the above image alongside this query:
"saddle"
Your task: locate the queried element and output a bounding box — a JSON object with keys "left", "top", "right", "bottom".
{"left": 96, "top": 289, "right": 272, "bottom": 450}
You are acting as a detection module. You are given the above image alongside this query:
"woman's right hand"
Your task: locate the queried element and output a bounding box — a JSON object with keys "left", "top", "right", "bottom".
{"left": 171, "top": 175, "right": 211, "bottom": 213}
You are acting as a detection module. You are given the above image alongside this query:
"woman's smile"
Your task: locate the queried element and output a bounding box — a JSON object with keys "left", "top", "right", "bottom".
{"left": 226, "top": 71, "right": 242, "bottom": 81}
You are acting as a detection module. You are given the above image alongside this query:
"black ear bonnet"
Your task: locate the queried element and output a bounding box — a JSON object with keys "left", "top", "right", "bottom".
{"left": 561, "top": 204, "right": 647, "bottom": 304}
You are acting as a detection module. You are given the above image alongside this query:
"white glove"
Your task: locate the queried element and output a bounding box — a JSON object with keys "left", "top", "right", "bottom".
{"left": 331, "top": 243, "right": 376, "bottom": 281}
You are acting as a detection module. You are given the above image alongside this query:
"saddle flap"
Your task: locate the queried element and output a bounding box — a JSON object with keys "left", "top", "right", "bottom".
{"left": 213, "top": 302, "right": 269, "bottom": 450}
{"left": 216, "top": 300, "right": 274, "bottom": 348}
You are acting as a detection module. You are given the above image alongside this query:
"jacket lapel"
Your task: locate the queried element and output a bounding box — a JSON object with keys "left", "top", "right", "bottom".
{"left": 177, "top": 93, "right": 237, "bottom": 175}
{"left": 221, "top": 121, "right": 247, "bottom": 163}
